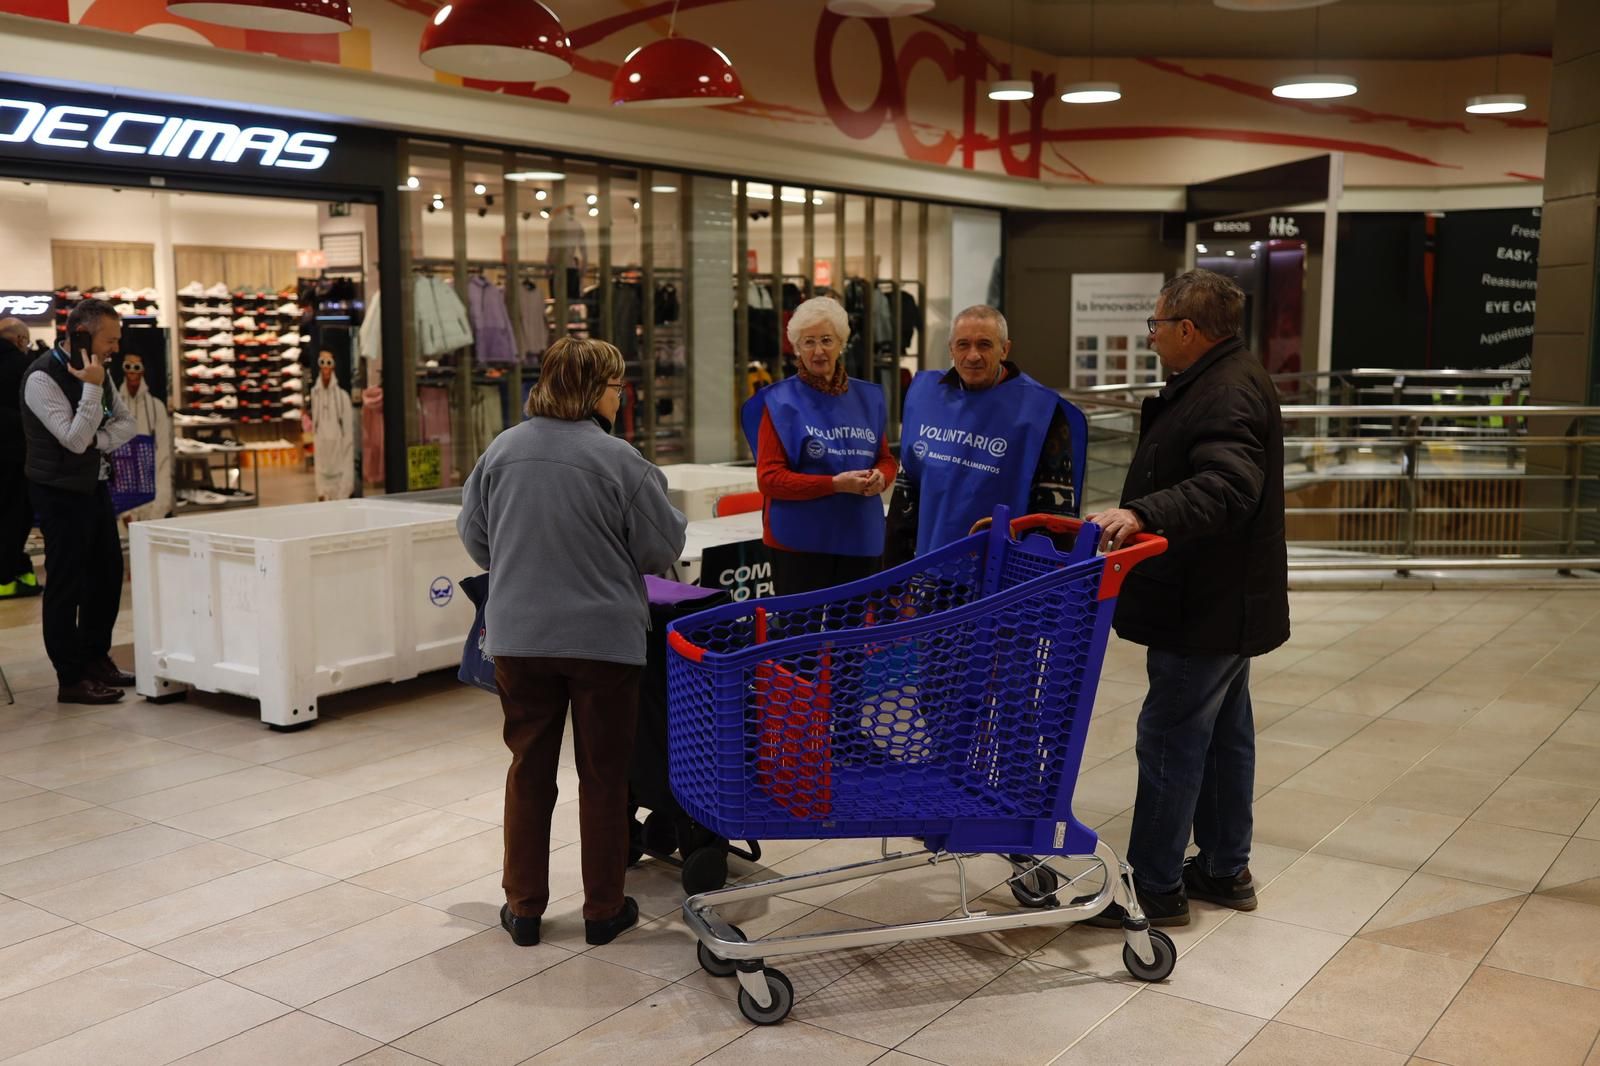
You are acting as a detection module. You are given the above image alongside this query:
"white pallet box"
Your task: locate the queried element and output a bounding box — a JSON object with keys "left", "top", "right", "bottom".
{"left": 663, "top": 463, "right": 757, "bottom": 522}
{"left": 131, "top": 500, "right": 475, "bottom": 727}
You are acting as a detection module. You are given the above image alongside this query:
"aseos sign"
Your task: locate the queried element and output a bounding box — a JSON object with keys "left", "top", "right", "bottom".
{"left": 0, "top": 97, "right": 337, "bottom": 171}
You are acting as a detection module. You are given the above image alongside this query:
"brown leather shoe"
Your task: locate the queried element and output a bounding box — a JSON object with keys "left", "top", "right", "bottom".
{"left": 58, "top": 679, "right": 125, "bottom": 705}
{"left": 84, "top": 657, "right": 136, "bottom": 687}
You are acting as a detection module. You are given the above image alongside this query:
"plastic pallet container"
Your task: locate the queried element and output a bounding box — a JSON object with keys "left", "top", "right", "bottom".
{"left": 664, "top": 464, "right": 758, "bottom": 522}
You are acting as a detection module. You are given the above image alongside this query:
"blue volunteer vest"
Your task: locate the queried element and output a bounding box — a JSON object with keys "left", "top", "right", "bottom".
{"left": 900, "top": 369, "right": 1087, "bottom": 555}
{"left": 741, "top": 377, "right": 887, "bottom": 557}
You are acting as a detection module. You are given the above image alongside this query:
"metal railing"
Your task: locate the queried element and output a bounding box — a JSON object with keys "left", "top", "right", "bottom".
{"left": 1065, "top": 369, "right": 1600, "bottom": 573}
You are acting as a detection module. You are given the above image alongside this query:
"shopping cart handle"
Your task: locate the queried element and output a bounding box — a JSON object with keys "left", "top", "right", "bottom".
{"left": 1007, "top": 514, "right": 1168, "bottom": 601}
{"left": 667, "top": 629, "right": 706, "bottom": 663}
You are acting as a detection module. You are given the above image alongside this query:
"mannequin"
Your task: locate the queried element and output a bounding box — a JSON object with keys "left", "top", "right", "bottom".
{"left": 308, "top": 350, "right": 355, "bottom": 501}
{"left": 116, "top": 354, "right": 173, "bottom": 523}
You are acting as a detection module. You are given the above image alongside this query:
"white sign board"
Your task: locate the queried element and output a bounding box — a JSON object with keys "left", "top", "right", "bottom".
{"left": 1069, "top": 273, "right": 1164, "bottom": 389}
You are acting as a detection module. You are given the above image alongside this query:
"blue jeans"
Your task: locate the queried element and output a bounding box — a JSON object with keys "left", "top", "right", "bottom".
{"left": 1125, "top": 648, "right": 1255, "bottom": 895}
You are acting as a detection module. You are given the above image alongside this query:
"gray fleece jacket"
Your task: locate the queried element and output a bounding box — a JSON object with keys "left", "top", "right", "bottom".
{"left": 457, "top": 416, "right": 688, "bottom": 665}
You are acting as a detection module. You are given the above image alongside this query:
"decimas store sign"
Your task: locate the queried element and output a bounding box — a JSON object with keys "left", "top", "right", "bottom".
{"left": 1430, "top": 208, "right": 1540, "bottom": 369}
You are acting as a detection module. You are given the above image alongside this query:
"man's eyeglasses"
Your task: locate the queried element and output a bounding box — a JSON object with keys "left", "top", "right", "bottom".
{"left": 1146, "top": 317, "right": 1183, "bottom": 334}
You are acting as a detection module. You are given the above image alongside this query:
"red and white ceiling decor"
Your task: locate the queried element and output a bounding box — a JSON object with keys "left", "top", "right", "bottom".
{"left": 610, "top": 37, "right": 744, "bottom": 108}
{"left": 164, "top": 0, "right": 352, "bottom": 33}
{"left": 420, "top": 0, "right": 575, "bottom": 82}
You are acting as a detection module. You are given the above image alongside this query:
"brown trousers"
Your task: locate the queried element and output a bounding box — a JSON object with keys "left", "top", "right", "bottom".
{"left": 495, "top": 655, "right": 641, "bottom": 921}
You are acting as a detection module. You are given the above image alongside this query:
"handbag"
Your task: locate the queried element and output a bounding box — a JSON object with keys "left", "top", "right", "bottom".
{"left": 457, "top": 573, "right": 498, "bottom": 694}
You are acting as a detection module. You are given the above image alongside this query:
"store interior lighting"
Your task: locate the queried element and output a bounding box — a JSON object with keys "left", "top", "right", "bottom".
{"left": 610, "top": 3, "right": 744, "bottom": 108}
{"left": 473, "top": 183, "right": 487, "bottom": 195}
{"left": 824, "top": 0, "right": 935, "bottom": 15}
{"left": 418, "top": 0, "right": 573, "bottom": 83}
{"left": 742, "top": 182, "right": 825, "bottom": 205}
{"left": 586, "top": 193, "right": 598, "bottom": 205}
{"left": 405, "top": 175, "right": 420, "bottom": 190}
{"left": 165, "top": 0, "right": 351, "bottom": 33}
{"left": 1466, "top": 1, "right": 1525, "bottom": 114}
{"left": 651, "top": 184, "right": 679, "bottom": 193}
{"left": 534, "top": 189, "right": 549, "bottom": 201}
{"left": 588, "top": 206, "right": 599, "bottom": 217}
{"left": 506, "top": 170, "right": 566, "bottom": 182}
{"left": 1060, "top": 0, "right": 1120, "bottom": 104}
{"left": 539, "top": 208, "right": 551, "bottom": 219}
{"left": 1272, "top": 4, "right": 1358, "bottom": 98}
{"left": 631, "top": 199, "right": 641, "bottom": 210}
{"left": 988, "top": 0, "right": 1033, "bottom": 101}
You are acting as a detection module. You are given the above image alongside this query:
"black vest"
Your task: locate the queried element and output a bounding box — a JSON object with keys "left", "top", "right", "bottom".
{"left": 20, "top": 351, "right": 102, "bottom": 494}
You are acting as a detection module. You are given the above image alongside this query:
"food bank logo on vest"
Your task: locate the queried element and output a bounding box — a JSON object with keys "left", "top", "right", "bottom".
{"left": 917, "top": 424, "right": 1008, "bottom": 459}
{"left": 0, "top": 98, "right": 337, "bottom": 171}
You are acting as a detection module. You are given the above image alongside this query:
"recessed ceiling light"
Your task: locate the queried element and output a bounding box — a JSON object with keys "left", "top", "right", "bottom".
{"left": 1061, "top": 81, "right": 1122, "bottom": 104}
{"left": 987, "top": 80, "right": 1035, "bottom": 102}
{"left": 650, "top": 184, "right": 678, "bottom": 193}
{"left": 506, "top": 170, "right": 566, "bottom": 182}
{"left": 405, "top": 175, "right": 420, "bottom": 189}
{"left": 534, "top": 189, "right": 548, "bottom": 201}
{"left": 473, "top": 183, "right": 487, "bottom": 195}
{"left": 586, "top": 193, "right": 598, "bottom": 205}
{"left": 1271, "top": 73, "right": 1358, "bottom": 99}
{"left": 587, "top": 206, "right": 599, "bottom": 217}
{"left": 1466, "top": 93, "right": 1527, "bottom": 114}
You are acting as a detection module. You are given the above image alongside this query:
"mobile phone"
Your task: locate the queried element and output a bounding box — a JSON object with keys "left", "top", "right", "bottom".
{"left": 69, "top": 329, "right": 91, "bottom": 371}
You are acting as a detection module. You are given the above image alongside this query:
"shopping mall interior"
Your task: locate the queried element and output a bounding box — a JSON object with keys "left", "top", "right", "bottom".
{"left": 0, "top": 0, "right": 1597, "bottom": 1063}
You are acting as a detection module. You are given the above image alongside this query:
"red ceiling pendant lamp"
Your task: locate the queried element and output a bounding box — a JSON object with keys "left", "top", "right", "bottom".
{"left": 420, "top": 0, "right": 574, "bottom": 82}
{"left": 610, "top": 1, "right": 743, "bottom": 108}
{"left": 165, "top": 0, "right": 351, "bottom": 32}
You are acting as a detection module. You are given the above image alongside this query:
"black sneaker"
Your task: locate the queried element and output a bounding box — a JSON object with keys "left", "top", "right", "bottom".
{"left": 1075, "top": 884, "right": 1190, "bottom": 928}
{"left": 500, "top": 903, "right": 541, "bottom": 946}
{"left": 1182, "top": 856, "right": 1258, "bottom": 911}
{"left": 585, "top": 897, "right": 639, "bottom": 946}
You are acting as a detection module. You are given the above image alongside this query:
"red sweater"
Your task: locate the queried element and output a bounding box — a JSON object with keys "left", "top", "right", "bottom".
{"left": 756, "top": 408, "right": 897, "bottom": 552}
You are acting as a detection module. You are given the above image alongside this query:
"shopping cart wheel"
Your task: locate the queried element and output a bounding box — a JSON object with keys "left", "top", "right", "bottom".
{"left": 1007, "top": 857, "right": 1060, "bottom": 908}
{"left": 1122, "top": 929, "right": 1177, "bottom": 982}
{"left": 681, "top": 845, "right": 730, "bottom": 896}
{"left": 737, "top": 968, "right": 794, "bottom": 1026}
{"left": 696, "top": 923, "right": 746, "bottom": 978}
{"left": 643, "top": 810, "right": 678, "bottom": 856}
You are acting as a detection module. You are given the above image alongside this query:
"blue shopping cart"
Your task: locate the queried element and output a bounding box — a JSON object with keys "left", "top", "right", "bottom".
{"left": 666, "top": 507, "right": 1171, "bottom": 1025}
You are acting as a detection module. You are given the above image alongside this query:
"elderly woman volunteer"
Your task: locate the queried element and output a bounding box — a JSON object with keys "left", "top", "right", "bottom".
{"left": 742, "top": 296, "right": 896, "bottom": 596}
{"left": 458, "top": 336, "right": 687, "bottom": 950}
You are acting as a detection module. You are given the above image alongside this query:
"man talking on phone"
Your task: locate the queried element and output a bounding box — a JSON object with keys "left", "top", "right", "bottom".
{"left": 20, "top": 298, "right": 137, "bottom": 705}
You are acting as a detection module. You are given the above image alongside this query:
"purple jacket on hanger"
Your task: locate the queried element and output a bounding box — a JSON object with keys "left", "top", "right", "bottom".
{"left": 468, "top": 275, "right": 519, "bottom": 365}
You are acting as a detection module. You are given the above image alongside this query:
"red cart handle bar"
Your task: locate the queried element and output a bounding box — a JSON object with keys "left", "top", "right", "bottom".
{"left": 1006, "top": 513, "right": 1168, "bottom": 601}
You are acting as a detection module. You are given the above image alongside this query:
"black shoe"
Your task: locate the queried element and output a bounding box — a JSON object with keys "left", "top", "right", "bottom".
{"left": 500, "top": 904, "right": 541, "bottom": 947}
{"left": 1075, "top": 884, "right": 1190, "bottom": 928}
{"left": 584, "top": 897, "right": 639, "bottom": 946}
{"left": 1182, "top": 856, "right": 1258, "bottom": 911}
{"left": 84, "top": 657, "right": 136, "bottom": 688}
{"left": 58, "top": 679, "right": 125, "bottom": 706}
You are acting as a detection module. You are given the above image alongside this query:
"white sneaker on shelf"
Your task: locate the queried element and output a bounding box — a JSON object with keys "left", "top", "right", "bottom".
{"left": 283, "top": 379, "right": 303, "bottom": 392}
{"left": 282, "top": 363, "right": 304, "bottom": 377}
{"left": 210, "top": 348, "right": 236, "bottom": 362}
{"left": 215, "top": 395, "right": 239, "bottom": 410}
{"left": 275, "top": 303, "right": 302, "bottom": 316}
{"left": 188, "top": 383, "right": 215, "bottom": 395}
{"left": 207, "top": 332, "right": 235, "bottom": 347}
{"left": 184, "top": 316, "right": 215, "bottom": 330}
{"left": 279, "top": 332, "right": 303, "bottom": 345}
{"left": 204, "top": 282, "right": 231, "bottom": 299}
{"left": 282, "top": 346, "right": 302, "bottom": 360}
{"left": 283, "top": 394, "right": 304, "bottom": 408}
{"left": 232, "top": 316, "right": 257, "bottom": 330}
{"left": 182, "top": 349, "right": 211, "bottom": 362}
{"left": 136, "top": 287, "right": 160, "bottom": 302}
{"left": 215, "top": 383, "right": 237, "bottom": 394}
{"left": 184, "top": 365, "right": 212, "bottom": 379}
{"left": 112, "top": 302, "right": 135, "bottom": 316}
{"left": 211, "top": 365, "right": 236, "bottom": 379}
{"left": 179, "top": 280, "right": 206, "bottom": 297}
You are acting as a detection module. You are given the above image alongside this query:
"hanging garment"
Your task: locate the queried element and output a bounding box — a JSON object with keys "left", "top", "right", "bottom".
{"left": 116, "top": 381, "right": 173, "bottom": 521}
{"left": 467, "top": 275, "right": 518, "bottom": 365}
{"left": 470, "top": 383, "right": 506, "bottom": 452}
{"left": 414, "top": 276, "right": 473, "bottom": 357}
{"left": 361, "top": 385, "right": 384, "bottom": 485}
{"left": 359, "top": 289, "right": 383, "bottom": 369}
{"left": 309, "top": 376, "right": 356, "bottom": 500}
{"left": 610, "top": 281, "right": 643, "bottom": 360}
{"left": 418, "top": 384, "right": 454, "bottom": 487}
{"left": 655, "top": 282, "right": 680, "bottom": 325}
{"left": 520, "top": 278, "right": 549, "bottom": 357}
{"left": 548, "top": 211, "right": 589, "bottom": 298}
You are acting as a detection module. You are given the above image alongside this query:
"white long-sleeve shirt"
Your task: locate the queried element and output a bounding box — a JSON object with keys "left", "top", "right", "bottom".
{"left": 23, "top": 352, "right": 137, "bottom": 479}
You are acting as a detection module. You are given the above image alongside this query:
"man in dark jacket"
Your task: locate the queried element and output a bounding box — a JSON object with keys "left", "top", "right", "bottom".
{"left": 0, "top": 318, "right": 41, "bottom": 599}
{"left": 1085, "top": 269, "right": 1289, "bottom": 927}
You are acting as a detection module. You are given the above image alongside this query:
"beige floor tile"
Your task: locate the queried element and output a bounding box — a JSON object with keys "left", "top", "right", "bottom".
{"left": 1231, "top": 1022, "right": 1410, "bottom": 1066}
{"left": 0, "top": 718, "right": 111, "bottom": 752}
{"left": 227, "top": 903, "right": 484, "bottom": 1007}
{"left": 0, "top": 951, "right": 209, "bottom": 1061}
{"left": 1374, "top": 765, "right": 1505, "bottom": 818}
{"left": 1055, "top": 989, "right": 1264, "bottom": 1066}
{"left": 1363, "top": 895, "right": 1524, "bottom": 965}
{"left": 56, "top": 752, "right": 255, "bottom": 806}
{"left": 153, "top": 881, "right": 409, "bottom": 976}
{"left": 0, "top": 822, "right": 202, "bottom": 900}
{"left": 1068, "top": 752, "right": 1140, "bottom": 815}
{"left": 341, "top": 1050, "right": 437, "bottom": 1066}
{"left": 0, "top": 775, "right": 43, "bottom": 804}
{"left": 263, "top": 730, "right": 445, "bottom": 779}
{"left": 317, "top": 741, "right": 496, "bottom": 795}
{"left": 305, "top": 928, "right": 569, "bottom": 1042}
{"left": 1253, "top": 739, "right": 1329, "bottom": 795}
{"left": 1251, "top": 672, "right": 1343, "bottom": 708}
{"left": 213, "top": 720, "right": 400, "bottom": 766}
{"left": 0, "top": 790, "right": 91, "bottom": 832}
{"left": 1297, "top": 648, "right": 1391, "bottom": 682}
{"left": 284, "top": 809, "right": 492, "bottom": 879}
{"left": 1420, "top": 729, "right": 1544, "bottom": 777}
{"left": 1581, "top": 802, "right": 1600, "bottom": 842}
{"left": 25, "top": 840, "right": 266, "bottom": 922}
{"left": 1251, "top": 699, "right": 1301, "bottom": 730}
{"left": 166, "top": 1012, "right": 380, "bottom": 1066}
{"left": 219, "top": 792, "right": 432, "bottom": 859}
{"left": 373, "top": 756, "right": 507, "bottom": 809}
{"left": 1516, "top": 740, "right": 1600, "bottom": 789}
{"left": 1340, "top": 720, "right": 1457, "bottom": 763}
{"left": 1465, "top": 699, "right": 1574, "bottom": 741}
{"left": 0, "top": 924, "right": 139, "bottom": 999}
{"left": 1421, "top": 821, "right": 1568, "bottom": 892}
{"left": 9, "top": 736, "right": 199, "bottom": 791}
{"left": 110, "top": 765, "right": 312, "bottom": 822}
{"left": 1473, "top": 776, "right": 1600, "bottom": 834}
{"left": 1314, "top": 805, "right": 1464, "bottom": 871}
{"left": 0, "top": 806, "right": 149, "bottom": 866}
{"left": 795, "top": 936, "right": 1017, "bottom": 1047}
{"left": 1510, "top": 675, "right": 1599, "bottom": 709}
{"left": 1309, "top": 681, "right": 1419, "bottom": 719}
{"left": 0, "top": 728, "right": 167, "bottom": 778}
{"left": 1252, "top": 788, "right": 1364, "bottom": 851}
{"left": 1281, "top": 748, "right": 1416, "bottom": 803}
{"left": 1484, "top": 894, "right": 1600, "bottom": 990}
{"left": 1361, "top": 872, "right": 1523, "bottom": 935}
{"left": 77, "top": 702, "right": 245, "bottom": 740}
{"left": 1155, "top": 913, "right": 1346, "bottom": 1019}
{"left": 829, "top": 853, "right": 1014, "bottom": 927}
{"left": 87, "top": 861, "right": 333, "bottom": 948}
{"left": 695, "top": 1019, "right": 886, "bottom": 1066}
{"left": 159, "top": 778, "right": 364, "bottom": 839}
{"left": 676, "top": 906, "right": 898, "bottom": 1005}
{"left": 443, "top": 786, "right": 505, "bottom": 824}
{"left": 0, "top": 897, "right": 71, "bottom": 948}
{"left": 393, "top": 954, "right": 665, "bottom": 1066}
{"left": 584, "top": 911, "right": 709, "bottom": 981}
{"left": 1261, "top": 709, "right": 1373, "bottom": 749}
{"left": 347, "top": 827, "right": 504, "bottom": 901}
{"left": 894, "top": 961, "right": 1135, "bottom": 1065}
{"left": 1551, "top": 710, "right": 1600, "bottom": 748}
{"left": 1029, "top": 896, "right": 1237, "bottom": 983}
{"left": 1416, "top": 966, "right": 1600, "bottom": 1066}
{"left": 3, "top": 978, "right": 290, "bottom": 1066}
{"left": 1259, "top": 853, "right": 1409, "bottom": 935}
{"left": 1422, "top": 665, "right": 1523, "bottom": 702}
{"left": 1540, "top": 838, "right": 1600, "bottom": 906}
{"left": 523, "top": 983, "right": 752, "bottom": 1065}
{"left": 1277, "top": 938, "right": 1473, "bottom": 1053}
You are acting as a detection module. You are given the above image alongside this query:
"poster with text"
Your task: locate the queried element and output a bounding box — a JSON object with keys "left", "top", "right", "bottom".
{"left": 1070, "top": 274, "right": 1166, "bottom": 389}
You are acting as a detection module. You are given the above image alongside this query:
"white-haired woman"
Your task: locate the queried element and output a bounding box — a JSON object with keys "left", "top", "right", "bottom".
{"left": 740, "top": 296, "right": 895, "bottom": 596}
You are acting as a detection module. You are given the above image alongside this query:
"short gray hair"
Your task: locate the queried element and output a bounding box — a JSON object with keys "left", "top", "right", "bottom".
{"left": 1159, "top": 270, "right": 1245, "bottom": 341}
{"left": 951, "top": 304, "right": 1008, "bottom": 344}
{"left": 786, "top": 296, "right": 850, "bottom": 348}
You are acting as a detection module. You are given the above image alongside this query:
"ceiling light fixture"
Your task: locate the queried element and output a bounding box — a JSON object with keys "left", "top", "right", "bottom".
{"left": 419, "top": 0, "right": 573, "bottom": 83}
{"left": 405, "top": 176, "right": 420, "bottom": 190}
{"left": 610, "top": 1, "right": 744, "bottom": 108}
{"left": 539, "top": 208, "right": 551, "bottom": 220}
{"left": 586, "top": 193, "right": 598, "bottom": 205}
{"left": 506, "top": 171, "right": 566, "bottom": 182}
{"left": 534, "top": 189, "right": 549, "bottom": 201}
{"left": 1061, "top": 0, "right": 1120, "bottom": 104}
{"left": 824, "top": 0, "right": 934, "bottom": 15}
{"left": 1272, "top": 5, "right": 1357, "bottom": 99}
{"left": 988, "top": 0, "right": 1033, "bottom": 102}
{"left": 1466, "top": 0, "right": 1526, "bottom": 114}
{"left": 1213, "top": 0, "right": 1337, "bottom": 9}
{"left": 650, "top": 184, "right": 679, "bottom": 193}
{"left": 473, "top": 183, "right": 487, "bottom": 195}
{"left": 165, "top": 0, "right": 350, "bottom": 32}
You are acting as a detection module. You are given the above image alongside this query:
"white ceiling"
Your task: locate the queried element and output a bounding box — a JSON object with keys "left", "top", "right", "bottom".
{"left": 930, "top": 0, "right": 1554, "bottom": 61}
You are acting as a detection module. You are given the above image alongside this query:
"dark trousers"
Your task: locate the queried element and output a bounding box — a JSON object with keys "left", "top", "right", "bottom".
{"left": 770, "top": 548, "right": 879, "bottom": 598}
{"left": 32, "top": 481, "right": 122, "bottom": 687}
{"left": 1126, "top": 648, "right": 1255, "bottom": 894}
{"left": 495, "top": 655, "right": 641, "bottom": 921}
{"left": 0, "top": 472, "right": 34, "bottom": 584}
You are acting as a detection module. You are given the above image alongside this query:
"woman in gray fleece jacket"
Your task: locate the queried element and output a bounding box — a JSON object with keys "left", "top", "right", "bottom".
{"left": 457, "top": 336, "right": 687, "bottom": 950}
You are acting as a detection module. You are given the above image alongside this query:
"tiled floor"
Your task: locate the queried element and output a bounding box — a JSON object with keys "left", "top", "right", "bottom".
{"left": 1, "top": 585, "right": 1599, "bottom": 1065}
